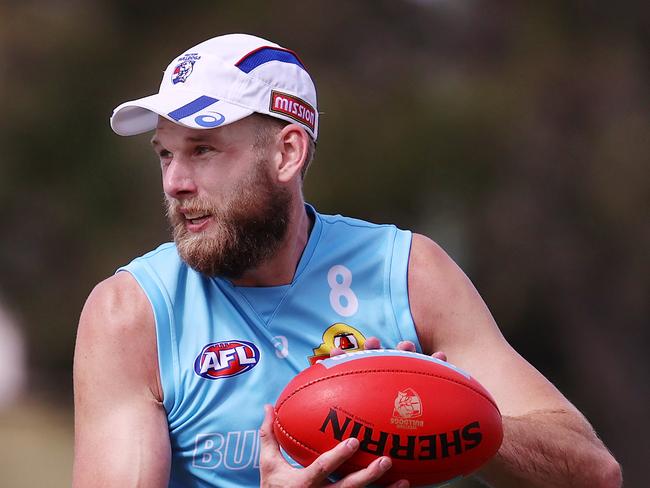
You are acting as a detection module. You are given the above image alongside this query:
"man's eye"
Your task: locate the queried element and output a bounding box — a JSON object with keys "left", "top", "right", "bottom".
{"left": 195, "top": 145, "right": 212, "bottom": 155}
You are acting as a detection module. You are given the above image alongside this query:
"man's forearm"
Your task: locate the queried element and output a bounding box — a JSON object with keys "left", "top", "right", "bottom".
{"left": 476, "top": 409, "right": 622, "bottom": 488}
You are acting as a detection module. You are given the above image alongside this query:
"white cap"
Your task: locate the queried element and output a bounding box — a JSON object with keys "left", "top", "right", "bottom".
{"left": 110, "top": 33, "right": 318, "bottom": 140}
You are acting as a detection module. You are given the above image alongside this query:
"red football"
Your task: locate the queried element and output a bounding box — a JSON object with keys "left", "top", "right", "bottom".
{"left": 273, "top": 349, "right": 503, "bottom": 486}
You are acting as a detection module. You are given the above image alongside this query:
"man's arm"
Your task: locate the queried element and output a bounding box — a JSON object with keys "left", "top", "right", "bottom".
{"left": 408, "top": 233, "right": 622, "bottom": 488}
{"left": 73, "top": 272, "right": 171, "bottom": 487}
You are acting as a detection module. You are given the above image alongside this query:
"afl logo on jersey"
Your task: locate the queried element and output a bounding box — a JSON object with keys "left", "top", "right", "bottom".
{"left": 194, "top": 340, "right": 260, "bottom": 380}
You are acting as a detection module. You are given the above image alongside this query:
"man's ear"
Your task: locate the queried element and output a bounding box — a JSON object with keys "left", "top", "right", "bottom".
{"left": 273, "top": 124, "right": 309, "bottom": 183}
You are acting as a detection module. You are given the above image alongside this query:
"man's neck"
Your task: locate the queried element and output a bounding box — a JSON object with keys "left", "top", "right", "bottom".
{"left": 230, "top": 199, "right": 312, "bottom": 287}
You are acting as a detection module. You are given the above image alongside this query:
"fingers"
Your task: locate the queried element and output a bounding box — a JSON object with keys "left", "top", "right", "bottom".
{"left": 432, "top": 351, "right": 447, "bottom": 361}
{"left": 340, "top": 336, "right": 440, "bottom": 363}
{"left": 332, "top": 455, "right": 396, "bottom": 488}
{"left": 396, "top": 341, "right": 416, "bottom": 352}
{"left": 365, "top": 338, "right": 418, "bottom": 354}
{"left": 395, "top": 342, "right": 447, "bottom": 363}
{"left": 303, "top": 437, "right": 360, "bottom": 484}
{"left": 364, "top": 337, "right": 381, "bottom": 350}
{"left": 259, "top": 404, "right": 276, "bottom": 444}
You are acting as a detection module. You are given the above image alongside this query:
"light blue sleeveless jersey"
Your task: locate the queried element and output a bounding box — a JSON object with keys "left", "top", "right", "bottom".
{"left": 118, "top": 205, "right": 421, "bottom": 487}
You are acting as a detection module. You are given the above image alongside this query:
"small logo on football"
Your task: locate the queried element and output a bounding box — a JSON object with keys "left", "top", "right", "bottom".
{"left": 394, "top": 388, "right": 423, "bottom": 418}
{"left": 391, "top": 388, "right": 425, "bottom": 430}
{"left": 172, "top": 53, "right": 201, "bottom": 84}
{"left": 194, "top": 340, "right": 260, "bottom": 380}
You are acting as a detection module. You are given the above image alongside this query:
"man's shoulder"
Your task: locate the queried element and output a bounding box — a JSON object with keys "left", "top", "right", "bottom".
{"left": 408, "top": 233, "right": 465, "bottom": 292}
{"left": 81, "top": 272, "right": 154, "bottom": 335}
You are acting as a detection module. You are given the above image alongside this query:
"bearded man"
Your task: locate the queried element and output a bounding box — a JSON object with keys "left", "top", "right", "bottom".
{"left": 73, "top": 34, "right": 621, "bottom": 488}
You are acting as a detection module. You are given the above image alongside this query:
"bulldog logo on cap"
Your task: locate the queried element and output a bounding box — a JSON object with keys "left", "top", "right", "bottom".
{"left": 172, "top": 53, "right": 201, "bottom": 84}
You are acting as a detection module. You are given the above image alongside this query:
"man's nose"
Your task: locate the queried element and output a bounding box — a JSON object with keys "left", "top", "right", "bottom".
{"left": 163, "top": 158, "right": 197, "bottom": 199}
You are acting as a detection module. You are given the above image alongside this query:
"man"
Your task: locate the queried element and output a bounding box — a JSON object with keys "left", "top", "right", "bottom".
{"left": 73, "top": 34, "right": 621, "bottom": 487}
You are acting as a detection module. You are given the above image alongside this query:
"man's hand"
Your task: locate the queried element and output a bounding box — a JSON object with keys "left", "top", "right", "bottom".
{"left": 259, "top": 338, "right": 441, "bottom": 487}
{"left": 259, "top": 405, "right": 409, "bottom": 488}
{"left": 332, "top": 336, "right": 447, "bottom": 362}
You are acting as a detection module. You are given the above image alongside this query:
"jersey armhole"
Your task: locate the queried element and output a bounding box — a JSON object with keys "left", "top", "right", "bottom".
{"left": 387, "top": 229, "right": 422, "bottom": 352}
{"left": 116, "top": 263, "right": 179, "bottom": 415}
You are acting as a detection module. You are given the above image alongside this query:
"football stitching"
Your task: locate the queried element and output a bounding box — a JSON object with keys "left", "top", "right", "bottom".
{"left": 276, "top": 368, "right": 499, "bottom": 413}
{"left": 273, "top": 418, "right": 321, "bottom": 455}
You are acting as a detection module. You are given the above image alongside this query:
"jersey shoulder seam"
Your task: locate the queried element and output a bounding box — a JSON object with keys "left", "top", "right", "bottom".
{"left": 319, "top": 214, "right": 397, "bottom": 230}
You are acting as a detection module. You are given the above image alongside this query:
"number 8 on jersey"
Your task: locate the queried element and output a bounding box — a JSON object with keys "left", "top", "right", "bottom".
{"left": 327, "top": 265, "right": 359, "bottom": 317}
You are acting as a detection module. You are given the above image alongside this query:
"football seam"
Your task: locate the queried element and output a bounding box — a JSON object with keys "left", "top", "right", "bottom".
{"left": 273, "top": 417, "right": 321, "bottom": 456}
{"left": 277, "top": 369, "right": 499, "bottom": 413}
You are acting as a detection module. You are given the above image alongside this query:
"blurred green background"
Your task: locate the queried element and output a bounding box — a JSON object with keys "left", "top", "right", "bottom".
{"left": 0, "top": 1, "right": 647, "bottom": 486}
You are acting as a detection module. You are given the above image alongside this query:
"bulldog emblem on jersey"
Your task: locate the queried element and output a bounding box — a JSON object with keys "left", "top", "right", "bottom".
{"left": 308, "top": 323, "right": 367, "bottom": 365}
{"left": 194, "top": 340, "right": 260, "bottom": 379}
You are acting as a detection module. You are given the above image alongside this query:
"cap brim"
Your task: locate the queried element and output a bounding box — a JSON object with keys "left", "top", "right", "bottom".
{"left": 110, "top": 90, "right": 254, "bottom": 136}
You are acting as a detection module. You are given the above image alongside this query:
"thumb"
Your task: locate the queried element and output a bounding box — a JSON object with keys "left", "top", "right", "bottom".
{"left": 259, "top": 404, "right": 283, "bottom": 467}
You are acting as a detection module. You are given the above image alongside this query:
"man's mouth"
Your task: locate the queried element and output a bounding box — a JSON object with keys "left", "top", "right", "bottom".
{"left": 180, "top": 209, "right": 213, "bottom": 230}
{"left": 186, "top": 214, "right": 210, "bottom": 224}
